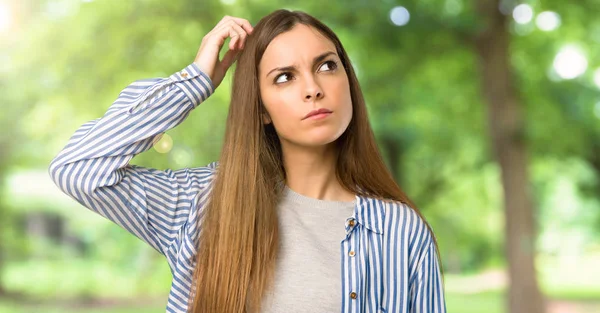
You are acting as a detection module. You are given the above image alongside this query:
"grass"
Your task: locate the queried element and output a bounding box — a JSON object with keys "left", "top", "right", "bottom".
{"left": 447, "top": 292, "right": 504, "bottom": 313}
{"left": 3, "top": 292, "right": 600, "bottom": 313}
{"left": 3, "top": 253, "right": 600, "bottom": 312}
{"left": 0, "top": 298, "right": 165, "bottom": 313}
{"left": 1, "top": 295, "right": 494, "bottom": 313}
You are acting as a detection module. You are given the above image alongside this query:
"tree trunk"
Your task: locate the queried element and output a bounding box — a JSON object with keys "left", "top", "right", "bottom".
{"left": 0, "top": 142, "right": 7, "bottom": 296}
{"left": 473, "top": 1, "right": 545, "bottom": 313}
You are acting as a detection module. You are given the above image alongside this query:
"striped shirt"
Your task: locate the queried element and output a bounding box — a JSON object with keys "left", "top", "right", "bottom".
{"left": 48, "top": 62, "right": 446, "bottom": 313}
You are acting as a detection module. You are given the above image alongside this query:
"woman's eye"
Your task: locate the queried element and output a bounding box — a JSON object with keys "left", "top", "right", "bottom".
{"left": 319, "top": 60, "right": 338, "bottom": 72}
{"left": 273, "top": 61, "right": 338, "bottom": 85}
{"left": 275, "top": 73, "right": 293, "bottom": 84}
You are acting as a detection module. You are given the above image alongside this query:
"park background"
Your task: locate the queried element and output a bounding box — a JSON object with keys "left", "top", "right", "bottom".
{"left": 0, "top": 0, "right": 599, "bottom": 312}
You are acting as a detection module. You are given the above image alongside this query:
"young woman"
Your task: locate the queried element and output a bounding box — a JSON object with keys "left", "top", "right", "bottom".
{"left": 49, "top": 9, "right": 446, "bottom": 313}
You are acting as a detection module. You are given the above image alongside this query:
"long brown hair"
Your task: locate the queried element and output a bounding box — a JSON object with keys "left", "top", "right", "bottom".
{"left": 189, "top": 9, "right": 442, "bottom": 313}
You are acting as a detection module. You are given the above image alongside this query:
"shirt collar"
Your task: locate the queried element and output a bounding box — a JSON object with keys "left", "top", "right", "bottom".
{"left": 353, "top": 193, "right": 386, "bottom": 235}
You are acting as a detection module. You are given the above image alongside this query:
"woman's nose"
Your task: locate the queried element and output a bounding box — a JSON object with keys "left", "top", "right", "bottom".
{"left": 303, "top": 77, "right": 324, "bottom": 101}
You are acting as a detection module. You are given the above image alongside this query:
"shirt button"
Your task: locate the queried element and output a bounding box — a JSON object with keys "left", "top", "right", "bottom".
{"left": 181, "top": 72, "right": 189, "bottom": 78}
{"left": 348, "top": 219, "right": 355, "bottom": 227}
{"left": 350, "top": 292, "right": 357, "bottom": 299}
{"left": 348, "top": 250, "right": 355, "bottom": 257}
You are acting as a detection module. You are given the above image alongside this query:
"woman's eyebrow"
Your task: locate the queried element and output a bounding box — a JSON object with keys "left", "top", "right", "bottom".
{"left": 266, "top": 51, "right": 337, "bottom": 77}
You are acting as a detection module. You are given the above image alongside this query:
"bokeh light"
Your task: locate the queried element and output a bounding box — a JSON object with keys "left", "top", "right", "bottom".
{"left": 593, "top": 68, "right": 600, "bottom": 89}
{"left": 170, "top": 146, "right": 194, "bottom": 168}
{"left": 390, "top": 6, "right": 410, "bottom": 26}
{"left": 513, "top": 4, "right": 533, "bottom": 24}
{"left": 553, "top": 46, "right": 588, "bottom": 80}
{"left": 153, "top": 133, "right": 173, "bottom": 154}
{"left": 0, "top": 2, "right": 11, "bottom": 32}
{"left": 536, "top": 11, "right": 561, "bottom": 31}
{"left": 444, "top": 0, "right": 462, "bottom": 15}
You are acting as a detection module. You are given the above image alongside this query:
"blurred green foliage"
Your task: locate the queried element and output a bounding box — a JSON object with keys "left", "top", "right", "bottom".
{"left": 1, "top": 0, "right": 599, "bottom": 311}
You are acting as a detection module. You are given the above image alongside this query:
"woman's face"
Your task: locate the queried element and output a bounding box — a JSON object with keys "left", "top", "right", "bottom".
{"left": 258, "top": 24, "right": 353, "bottom": 148}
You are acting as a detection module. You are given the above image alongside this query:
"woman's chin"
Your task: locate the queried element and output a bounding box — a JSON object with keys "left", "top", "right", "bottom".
{"left": 296, "top": 132, "right": 344, "bottom": 147}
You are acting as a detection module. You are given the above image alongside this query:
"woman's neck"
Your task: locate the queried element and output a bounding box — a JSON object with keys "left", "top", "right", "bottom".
{"left": 281, "top": 141, "right": 355, "bottom": 202}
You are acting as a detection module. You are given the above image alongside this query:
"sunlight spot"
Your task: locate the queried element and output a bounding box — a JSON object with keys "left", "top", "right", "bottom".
{"left": 553, "top": 46, "right": 587, "bottom": 80}
{"left": 513, "top": 4, "right": 533, "bottom": 24}
{"left": 153, "top": 133, "right": 173, "bottom": 154}
{"left": 444, "top": 0, "right": 463, "bottom": 15}
{"left": 0, "top": 2, "right": 11, "bottom": 32}
{"left": 171, "top": 146, "right": 194, "bottom": 168}
{"left": 536, "top": 11, "right": 561, "bottom": 31}
{"left": 390, "top": 6, "right": 410, "bottom": 26}
{"left": 593, "top": 68, "right": 600, "bottom": 89}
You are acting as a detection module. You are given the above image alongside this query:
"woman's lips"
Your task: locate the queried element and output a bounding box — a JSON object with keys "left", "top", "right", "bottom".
{"left": 303, "top": 108, "right": 333, "bottom": 119}
{"left": 305, "top": 112, "right": 332, "bottom": 120}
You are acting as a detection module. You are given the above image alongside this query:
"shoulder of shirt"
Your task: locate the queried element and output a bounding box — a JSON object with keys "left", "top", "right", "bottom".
{"left": 186, "top": 160, "right": 219, "bottom": 175}
{"left": 176, "top": 161, "right": 219, "bottom": 197}
{"left": 379, "top": 198, "right": 434, "bottom": 252}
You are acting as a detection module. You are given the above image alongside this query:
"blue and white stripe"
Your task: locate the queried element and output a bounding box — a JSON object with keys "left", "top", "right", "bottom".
{"left": 49, "top": 62, "right": 446, "bottom": 312}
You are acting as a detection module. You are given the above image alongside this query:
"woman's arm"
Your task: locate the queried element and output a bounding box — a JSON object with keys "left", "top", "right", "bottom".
{"left": 48, "top": 63, "right": 215, "bottom": 255}
{"left": 49, "top": 15, "right": 253, "bottom": 259}
{"left": 408, "top": 239, "right": 447, "bottom": 312}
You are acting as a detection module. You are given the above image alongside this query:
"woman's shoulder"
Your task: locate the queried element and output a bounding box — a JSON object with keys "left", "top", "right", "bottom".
{"left": 186, "top": 160, "right": 219, "bottom": 181}
{"left": 190, "top": 160, "right": 219, "bottom": 171}
{"left": 380, "top": 199, "right": 435, "bottom": 255}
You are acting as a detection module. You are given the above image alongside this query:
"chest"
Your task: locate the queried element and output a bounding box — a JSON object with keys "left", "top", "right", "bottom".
{"left": 259, "top": 208, "right": 411, "bottom": 313}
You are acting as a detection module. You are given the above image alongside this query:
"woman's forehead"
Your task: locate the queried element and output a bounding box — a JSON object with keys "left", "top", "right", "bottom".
{"left": 259, "top": 25, "right": 337, "bottom": 71}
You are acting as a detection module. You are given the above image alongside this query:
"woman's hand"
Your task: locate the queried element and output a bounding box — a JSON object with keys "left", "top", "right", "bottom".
{"left": 193, "top": 15, "right": 254, "bottom": 89}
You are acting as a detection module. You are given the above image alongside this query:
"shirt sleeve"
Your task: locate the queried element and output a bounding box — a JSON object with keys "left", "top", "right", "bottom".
{"left": 408, "top": 239, "right": 447, "bottom": 313}
{"left": 48, "top": 62, "right": 216, "bottom": 255}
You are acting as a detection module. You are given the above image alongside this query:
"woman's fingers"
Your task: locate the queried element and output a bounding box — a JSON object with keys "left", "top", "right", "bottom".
{"left": 193, "top": 15, "right": 254, "bottom": 89}
{"left": 213, "top": 16, "right": 253, "bottom": 46}
{"left": 213, "top": 20, "right": 248, "bottom": 51}
{"left": 228, "top": 16, "right": 254, "bottom": 35}
{"left": 229, "top": 22, "right": 248, "bottom": 50}
{"left": 215, "top": 16, "right": 253, "bottom": 34}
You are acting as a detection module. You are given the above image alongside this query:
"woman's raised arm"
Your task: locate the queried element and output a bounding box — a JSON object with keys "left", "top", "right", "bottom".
{"left": 48, "top": 16, "right": 253, "bottom": 256}
{"left": 48, "top": 63, "right": 216, "bottom": 255}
